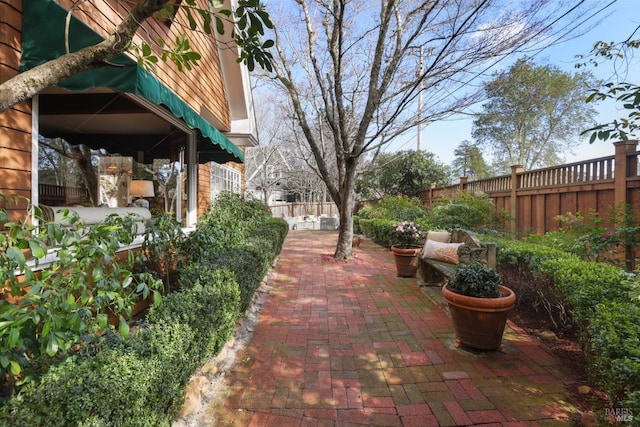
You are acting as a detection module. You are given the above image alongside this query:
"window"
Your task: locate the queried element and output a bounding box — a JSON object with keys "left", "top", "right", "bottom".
{"left": 210, "top": 162, "right": 240, "bottom": 200}
{"left": 38, "top": 136, "right": 187, "bottom": 223}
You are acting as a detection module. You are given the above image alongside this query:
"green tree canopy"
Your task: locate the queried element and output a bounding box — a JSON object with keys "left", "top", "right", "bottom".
{"left": 451, "top": 140, "right": 491, "bottom": 180}
{"left": 581, "top": 34, "right": 640, "bottom": 142}
{"left": 357, "top": 150, "right": 450, "bottom": 199}
{"left": 472, "top": 57, "right": 598, "bottom": 173}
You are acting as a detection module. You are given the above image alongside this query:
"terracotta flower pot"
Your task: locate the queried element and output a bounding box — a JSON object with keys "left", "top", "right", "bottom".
{"left": 442, "top": 284, "right": 516, "bottom": 350}
{"left": 391, "top": 245, "right": 421, "bottom": 277}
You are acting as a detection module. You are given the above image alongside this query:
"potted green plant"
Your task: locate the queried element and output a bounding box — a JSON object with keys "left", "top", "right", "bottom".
{"left": 391, "top": 221, "right": 425, "bottom": 277}
{"left": 441, "top": 262, "right": 515, "bottom": 350}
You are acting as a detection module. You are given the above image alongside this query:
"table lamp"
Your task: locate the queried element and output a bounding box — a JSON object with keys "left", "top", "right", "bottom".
{"left": 130, "top": 180, "right": 154, "bottom": 209}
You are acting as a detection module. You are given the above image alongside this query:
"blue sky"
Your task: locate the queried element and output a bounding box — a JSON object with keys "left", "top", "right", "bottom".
{"left": 389, "top": 0, "right": 640, "bottom": 168}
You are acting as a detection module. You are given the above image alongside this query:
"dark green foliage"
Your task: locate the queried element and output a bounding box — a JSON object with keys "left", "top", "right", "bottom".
{"left": 588, "top": 301, "right": 640, "bottom": 410}
{"left": 3, "top": 322, "right": 195, "bottom": 426}
{"left": 496, "top": 240, "right": 575, "bottom": 330}
{"left": 449, "top": 262, "right": 501, "bottom": 298}
{"left": 355, "top": 195, "right": 430, "bottom": 247}
{"left": 0, "top": 193, "right": 288, "bottom": 425}
{"left": 356, "top": 150, "right": 450, "bottom": 198}
{"left": 197, "top": 192, "right": 271, "bottom": 248}
{"left": 0, "top": 201, "right": 162, "bottom": 388}
{"left": 495, "top": 237, "right": 640, "bottom": 411}
{"left": 532, "top": 205, "right": 640, "bottom": 270}
{"left": 148, "top": 271, "right": 240, "bottom": 358}
{"left": 356, "top": 218, "right": 398, "bottom": 247}
{"left": 356, "top": 194, "right": 427, "bottom": 222}
{"left": 430, "top": 191, "right": 505, "bottom": 232}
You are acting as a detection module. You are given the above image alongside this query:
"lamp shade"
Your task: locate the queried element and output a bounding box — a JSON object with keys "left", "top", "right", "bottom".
{"left": 130, "top": 180, "right": 155, "bottom": 198}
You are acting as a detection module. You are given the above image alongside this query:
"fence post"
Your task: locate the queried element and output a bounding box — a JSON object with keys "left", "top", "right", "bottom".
{"left": 614, "top": 140, "right": 638, "bottom": 270}
{"left": 510, "top": 165, "right": 523, "bottom": 234}
{"left": 459, "top": 176, "right": 468, "bottom": 193}
{"left": 614, "top": 140, "right": 638, "bottom": 207}
{"left": 429, "top": 183, "right": 436, "bottom": 206}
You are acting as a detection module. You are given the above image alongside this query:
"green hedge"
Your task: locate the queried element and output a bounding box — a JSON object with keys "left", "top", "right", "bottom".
{"left": 356, "top": 218, "right": 397, "bottom": 247}
{"left": 496, "top": 238, "right": 640, "bottom": 413}
{"left": 1, "top": 205, "right": 288, "bottom": 425}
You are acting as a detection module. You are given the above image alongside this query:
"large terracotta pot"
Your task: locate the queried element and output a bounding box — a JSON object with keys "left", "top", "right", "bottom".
{"left": 442, "top": 284, "right": 516, "bottom": 350}
{"left": 390, "top": 245, "right": 421, "bottom": 277}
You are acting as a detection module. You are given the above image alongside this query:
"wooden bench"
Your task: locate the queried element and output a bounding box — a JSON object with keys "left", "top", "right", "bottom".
{"left": 417, "top": 228, "right": 496, "bottom": 287}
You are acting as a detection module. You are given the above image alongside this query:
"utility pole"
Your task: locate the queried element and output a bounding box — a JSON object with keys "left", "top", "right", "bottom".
{"left": 417, "top": 46, "right": 423, "bottom": 151}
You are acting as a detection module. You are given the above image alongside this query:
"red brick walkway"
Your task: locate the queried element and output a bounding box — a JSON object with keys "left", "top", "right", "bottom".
{"left": 212, "top": 231, "right": 577, "bottom": 426}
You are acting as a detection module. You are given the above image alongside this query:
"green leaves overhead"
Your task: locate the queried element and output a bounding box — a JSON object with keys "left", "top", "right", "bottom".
{"left": 580, "top": 36, "right": 640, "bottom": 143}
{"left": 136, "top": 0, "right": 274, "bottom": 73}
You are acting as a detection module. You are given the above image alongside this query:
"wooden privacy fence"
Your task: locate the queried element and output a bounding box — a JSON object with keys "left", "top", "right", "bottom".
{"left": 418, "top": 140, "right": 640, "bottom": 236}
{"left": 39, "top": 184, "right": 91, "bottom": 206}
{"left": 269, "top": 202, "right": 339, "bottom": 218}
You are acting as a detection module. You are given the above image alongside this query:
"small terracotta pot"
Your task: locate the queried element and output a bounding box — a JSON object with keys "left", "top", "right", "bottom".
{"left": 391, "top": 245, "right": 421, "bottom": 277}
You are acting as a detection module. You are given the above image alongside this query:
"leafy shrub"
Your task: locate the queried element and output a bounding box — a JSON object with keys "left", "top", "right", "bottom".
{"left": 357, "top": 218, "right": 397, "bottom": 247}
{"left": 430, "top": 191, "right": 503, "bottom": 231}
{"left": 588, "top": 300, "right": 640, "bottom": 410}
{"left": 533, "top": 204, "right": 640, "bottom": 269}
{"left": 548, "top": 259, "right": 631, "bottom": 326}
{"left": 356, "top": 194, "right": 427, "bottom": 222}
{"left": 1, "top": 195, "right": 287, "bottom": 424}
{"left": 449, "top": 262, "right": 502, "bottom": 298}
{"left": 179, "top": 248, "right": 263, "bottom": 314}
{"left": 149, "top": 269, "right": 240, "bottom": 357}
{"left": 4, "top": 322, "right": 196, "bottom": 426}
{"left": 3, "top": 269, "right": 244, "bottom": 425}
{"left": 198, "top": 192, "right": 271, "bottom": 247}
{"left": 496, "top": 238, "right": 640, "bottom": 410}
{"left": 497, "top": 240, "right": 573, "bottom": 330}
{"left": 142, "top": 213, "right": 186, "bottom": 292}
{"left": 0, "top": 203, "right": 162, "bottom": 390}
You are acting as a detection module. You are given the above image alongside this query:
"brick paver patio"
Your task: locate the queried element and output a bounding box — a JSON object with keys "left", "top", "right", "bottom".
{"left": 210, "top": 231, "right": 578, "bottom": 426}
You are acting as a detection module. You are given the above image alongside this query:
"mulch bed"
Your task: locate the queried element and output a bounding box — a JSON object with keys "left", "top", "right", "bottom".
{"left": 509, "top": 302, "right": 611, "bottom": 423}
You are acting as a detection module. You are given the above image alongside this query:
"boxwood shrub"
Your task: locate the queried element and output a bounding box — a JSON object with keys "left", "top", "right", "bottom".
{"left": 356, "top": 218, "right": 397, "bottom": 247}
{"left": 1, "top": 203, "right": 288, "bottom": 425}
{"left": 3, "top": 322, "right": 197, "bottom": 426}
{"left": 496, "top": 237, "right": 640, "bottom": 413}
{"left": 588, "top": 301, "right": 640, "bottom": 412}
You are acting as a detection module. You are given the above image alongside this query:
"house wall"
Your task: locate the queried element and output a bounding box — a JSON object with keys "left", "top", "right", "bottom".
{"left": 0, "top": 0, "right": 243, "bottom": 221}
{"left": 0, "top": 0, "right": 31, "bottom": 221}
{"left": 197, "top": 163, "right": 212, "bottom": 218}
{"left": 197, "top": 159, "right": 245, "bottom": 218}
{"left": 57, "top": 0, "right": 231, "bottom": 129}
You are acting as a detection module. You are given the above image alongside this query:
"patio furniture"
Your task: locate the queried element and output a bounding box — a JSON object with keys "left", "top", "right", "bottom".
{"left": 417, "top": 228, "right": 496, "bottom": 286}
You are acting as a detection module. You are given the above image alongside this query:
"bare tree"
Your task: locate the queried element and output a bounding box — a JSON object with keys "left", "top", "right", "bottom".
{"left": 246, "top": 100, "right": 293, "bottom": 203}
{"left": 262, "top": 0, "right": 609, "bottom": 259}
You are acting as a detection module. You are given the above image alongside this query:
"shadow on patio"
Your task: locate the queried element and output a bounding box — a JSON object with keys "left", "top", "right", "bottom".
{"left": 207, "top": 230, "right": 578, "bottom": 427}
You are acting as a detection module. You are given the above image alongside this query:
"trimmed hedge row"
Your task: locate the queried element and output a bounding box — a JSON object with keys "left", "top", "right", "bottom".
{"left": 1, "top": 217, "right": 288, "bottom": 425}
{"left": 355, "top": 218, "right": 398, "bottom": 247}
{"left": 496, "top": 239, "right": 640, "bottom": 413}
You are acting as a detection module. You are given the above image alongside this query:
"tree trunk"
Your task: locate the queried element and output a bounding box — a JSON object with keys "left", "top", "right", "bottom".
{"left": 71, "top": 145, "right": 99, "bottom": 206}
{"left": 334, "top": 190, "right": 354, "bottom": 259}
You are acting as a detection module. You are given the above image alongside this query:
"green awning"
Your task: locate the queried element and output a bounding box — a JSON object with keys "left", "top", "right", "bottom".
{"left": 20, "top": 0, "right": 243, "bottom": 163}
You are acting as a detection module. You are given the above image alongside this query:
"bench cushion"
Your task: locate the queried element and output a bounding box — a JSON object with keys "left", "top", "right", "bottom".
{"left": 425, "top": 230, "right": 451, "bottom": 243}
{"left": 423, "top": 240, "right": 462, "bottom": 264}
{"left": 40, "top": 205, "right": 151, "bottom": 234}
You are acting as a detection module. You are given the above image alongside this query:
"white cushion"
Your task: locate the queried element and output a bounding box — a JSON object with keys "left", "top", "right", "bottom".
{"left": 426, "top": 230, "right": 451, "bottom": 243}
{"left": 50, "top": 206, "right": 151, "bottom": 234}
